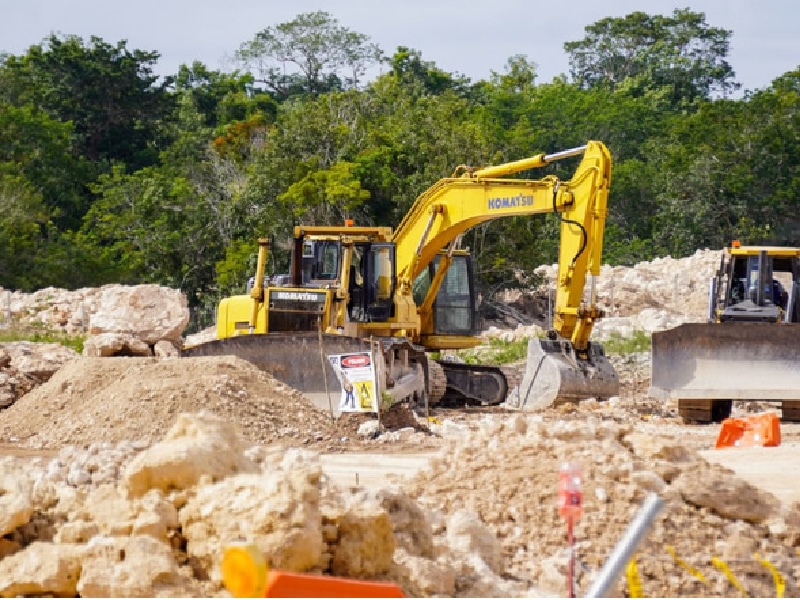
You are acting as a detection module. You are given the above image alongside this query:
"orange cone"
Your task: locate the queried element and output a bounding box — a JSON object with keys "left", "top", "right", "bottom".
{"left": 715, "top": 413, "right": 781, "bottom": 449}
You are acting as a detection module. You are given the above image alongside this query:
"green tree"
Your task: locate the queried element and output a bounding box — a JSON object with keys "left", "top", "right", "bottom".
{"left": 79, "top": 165, "right": 223, "bottom": 304}
{"left": 388, "top": 46, "right": 468, "bottom": 96}
{"left": 0, "top": 102, "right": 88, "bottom": 228}
{"left": 2, "top": 35, "right": 174, "bottom": 170}
{"left": 170, "top": 62, "right": 277, "bottom": 128}
{"left": 565, "top": 9, "right": 738, "bottom": 106}
{"left": 236, "top": 11, "right": 383, "bottom": 98}
{"left": 278, "top": 161, "right": 370, "bottom": 224}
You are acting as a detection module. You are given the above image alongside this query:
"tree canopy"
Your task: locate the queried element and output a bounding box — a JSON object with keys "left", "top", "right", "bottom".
{"left": 1, "top": 9, "right": 798, "bottom": 329}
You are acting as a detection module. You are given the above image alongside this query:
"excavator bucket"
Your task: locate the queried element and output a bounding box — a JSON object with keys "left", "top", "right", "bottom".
{"left": 506, "top": 338, "right": 620, "bottom": 410}
{"left": 650, "top": 323, "right": 800, "bottom": 402}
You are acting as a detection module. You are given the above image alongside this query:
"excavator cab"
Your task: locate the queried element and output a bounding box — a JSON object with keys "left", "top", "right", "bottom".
{"left": 412, "top": 253, "right": 477, "bottom": 336}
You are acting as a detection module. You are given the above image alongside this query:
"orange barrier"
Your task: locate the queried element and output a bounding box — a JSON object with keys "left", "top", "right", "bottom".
{"left": 715, "top": 413, "right": 781, "bottom": 449}
{"left": 263, "top": 570, "right": 404, "bottom": 598}
{"left": 221, "top": 543, "right": 405, "bottom": 598}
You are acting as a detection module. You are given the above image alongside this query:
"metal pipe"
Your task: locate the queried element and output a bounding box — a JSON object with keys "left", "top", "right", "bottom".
{"left": 756, "top": 250, "right": 768, "bottom": 306}
{"left": 609, "top": 275, "right": 614, "bottom": 317}
{"left": 584, "top": 493, "right": 665, "bottom": 598}
{"left": 785, "top": 282, "right": 797, "bottom": 323}
{"left": 707, "top": 276, "right": 717, "bottom": 323}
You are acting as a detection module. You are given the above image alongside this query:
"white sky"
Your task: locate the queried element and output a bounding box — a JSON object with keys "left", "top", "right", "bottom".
{"left": 2, "top": 0, "right": 798, "bottom": 94}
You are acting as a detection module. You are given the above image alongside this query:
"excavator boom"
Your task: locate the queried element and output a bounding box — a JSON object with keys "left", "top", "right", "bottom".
{"left": 393, "top": 141, "right": 618, "bottom": 408}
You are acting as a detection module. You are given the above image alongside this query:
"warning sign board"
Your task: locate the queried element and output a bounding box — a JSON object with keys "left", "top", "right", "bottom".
{"left": 327, "top": 352, "right": 378, "bottom": 413}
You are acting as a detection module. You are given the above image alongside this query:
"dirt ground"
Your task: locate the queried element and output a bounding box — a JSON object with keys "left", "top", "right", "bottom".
{"left": 1, "top": 353, "right": 799, "bottom": 597}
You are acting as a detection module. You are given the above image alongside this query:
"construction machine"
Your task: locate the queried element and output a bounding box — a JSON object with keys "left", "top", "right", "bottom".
{"left": 183, "top": 141, "right": 619, "bottom": 410}
{"left": 649, "top": 242, "right": 800, "bottom": 422}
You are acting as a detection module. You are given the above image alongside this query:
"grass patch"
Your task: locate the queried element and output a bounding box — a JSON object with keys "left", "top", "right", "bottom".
{"left": 0, "top": 326, "right": 85, "bottom": 354}
{"left": 452, "top": 337, "right": 531, "bottom": 365}
{"left": 442, "top": 330, "right": 651, "bottom": 365}
{"left": 600, "top": 330, "right": 651, "bottom": 355}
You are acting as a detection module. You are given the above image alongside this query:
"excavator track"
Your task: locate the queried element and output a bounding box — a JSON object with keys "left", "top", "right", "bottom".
{"left": 435, "top": 361, "right": 509, "bottom": 406}
{"left": 426, "top": 360, "right": 449, "bottom": 405}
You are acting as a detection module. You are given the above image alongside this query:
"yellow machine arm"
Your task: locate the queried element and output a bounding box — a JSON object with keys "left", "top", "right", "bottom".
{"left": 392, "top": 141, "right": 612, "bottom": 351}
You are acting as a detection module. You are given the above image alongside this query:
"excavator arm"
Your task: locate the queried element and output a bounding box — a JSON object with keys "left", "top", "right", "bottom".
{"left": 392, "top": 141, "right": 612, "bottom": 352}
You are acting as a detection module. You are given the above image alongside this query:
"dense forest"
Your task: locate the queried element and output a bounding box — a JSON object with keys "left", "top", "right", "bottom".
{"left": 1, "top": 9, "right": 799, "bottom": 327}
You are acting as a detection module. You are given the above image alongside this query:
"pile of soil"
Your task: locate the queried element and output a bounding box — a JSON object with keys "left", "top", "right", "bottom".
{"left": 0, "top": 356, "right": 402, "bottom": 451}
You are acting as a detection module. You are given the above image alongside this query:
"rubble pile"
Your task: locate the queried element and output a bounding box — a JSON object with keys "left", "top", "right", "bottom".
{"left": 499, "top": 248, "right": 721, "bottom": 338}
{"left": 0, "top": 412, "right": 539, "bottom": 597}
{"left": 407, "top": 416, "right": 800, "bottom": 597}
{"left": 1, "top": 410, "right": 797, "bottom": 598}
{"left": 0, "top": 356, "right": 347, "bottom": 450}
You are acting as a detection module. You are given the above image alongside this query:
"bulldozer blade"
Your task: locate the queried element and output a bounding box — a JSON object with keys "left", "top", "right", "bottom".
{"left": 505, "top": 338, "right": 620, "bottom": 410}
{"left": 650, "top": 322, "right": 800, "bottom": 401}
{"left": 182, "top": 333, "right": 373, "bottom": 396}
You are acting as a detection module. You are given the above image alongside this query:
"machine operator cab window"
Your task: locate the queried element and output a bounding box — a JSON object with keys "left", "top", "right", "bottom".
{"left": 730, "top": 254, "right": 787, "bottom": 309}
{"left": 412, "top": 253, "right": 476, "bottom": 335}
{"left": 346, "top": 243, "right": 396, "bottom": 322}
{"left": 347, "top": 245, "right": 366, "bottom": 321}
{"left": 301, "top": 239, "right": 340, "bottom": 284}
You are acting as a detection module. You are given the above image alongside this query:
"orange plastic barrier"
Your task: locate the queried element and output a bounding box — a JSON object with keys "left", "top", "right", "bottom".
{"left": 715, "top": 413, "right": 781, "bottom": 449}
{"left": 221, "top": 542, "right": 405, "bottom": 598}
{"left": 264, "top": 570, "right": 405, "bottom": 598}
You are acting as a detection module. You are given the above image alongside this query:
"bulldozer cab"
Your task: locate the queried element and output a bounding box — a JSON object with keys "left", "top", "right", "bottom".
{"left": 292, "top": 236, "right": 398, "bottom": 324}
{"left": 300, "top": 238, "right": 341, "bottom": 284}
{"left": 716, "top": 247, "right": 799, "bottom": 323}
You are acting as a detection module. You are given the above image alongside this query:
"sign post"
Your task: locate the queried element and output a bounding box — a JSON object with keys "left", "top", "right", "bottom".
{"left": 558, "top": 461, "right": 583, "bottom": 598}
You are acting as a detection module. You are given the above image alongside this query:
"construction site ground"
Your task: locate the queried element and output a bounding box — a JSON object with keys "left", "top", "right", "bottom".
{"left": 1, "top": 351, "right": 799, "bottom": 597}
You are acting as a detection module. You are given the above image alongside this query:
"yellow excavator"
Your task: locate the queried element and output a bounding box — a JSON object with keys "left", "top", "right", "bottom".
{"left": 183, "top": 141, "right": 619, "bottom": 409}
{"left": 650, "top": 242, "right": 800, "bottom": 422}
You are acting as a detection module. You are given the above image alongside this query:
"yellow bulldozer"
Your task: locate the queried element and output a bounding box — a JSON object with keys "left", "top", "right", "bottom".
{"left": 183, "top": 141, "right": 619, "bottom": 410}
{"left": 650, "top": 242, "right": 800, "bottom": 422}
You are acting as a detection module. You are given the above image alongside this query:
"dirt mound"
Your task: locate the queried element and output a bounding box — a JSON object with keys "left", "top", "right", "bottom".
{"left": 404, "top": 417, "right": 800, "bottom": 597}
{"left": 0, "top": 356, "right": 340, "bottom": 449}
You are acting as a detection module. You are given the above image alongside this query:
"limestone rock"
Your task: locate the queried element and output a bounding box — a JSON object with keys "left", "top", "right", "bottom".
{"left": 77, "top": 535, "right": 198, "bottom": 597}
{"left": 83, "top": 332, "right": 152, "bottom": 357}
{"left": 673, "top": 463, "right": 780, "bottom": 523}
{"left": 392, "top": 549, "right": 457, "bottom": 597}
{"left": 0, "top": 458, "right": 34, "bottom": 536}
{"left": 122, "top": 412, "right": 259, "bottom": 497}
{"left": 446, "top": 509, "right": 503, "bottom": 574}
{"left": 179, "top": 469, "right": 323, "bottom": 581}
{"left": 0, "top": 542, "right": 83, "bottom": 598}
{"left": 88, "top": 284, "right": 189, "bottom": 343}
{"left": 328, "top": 499, "right": 395, "bottom": 577}
{"left": 2, "top": 342, "right": 79, "bottom": 380}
